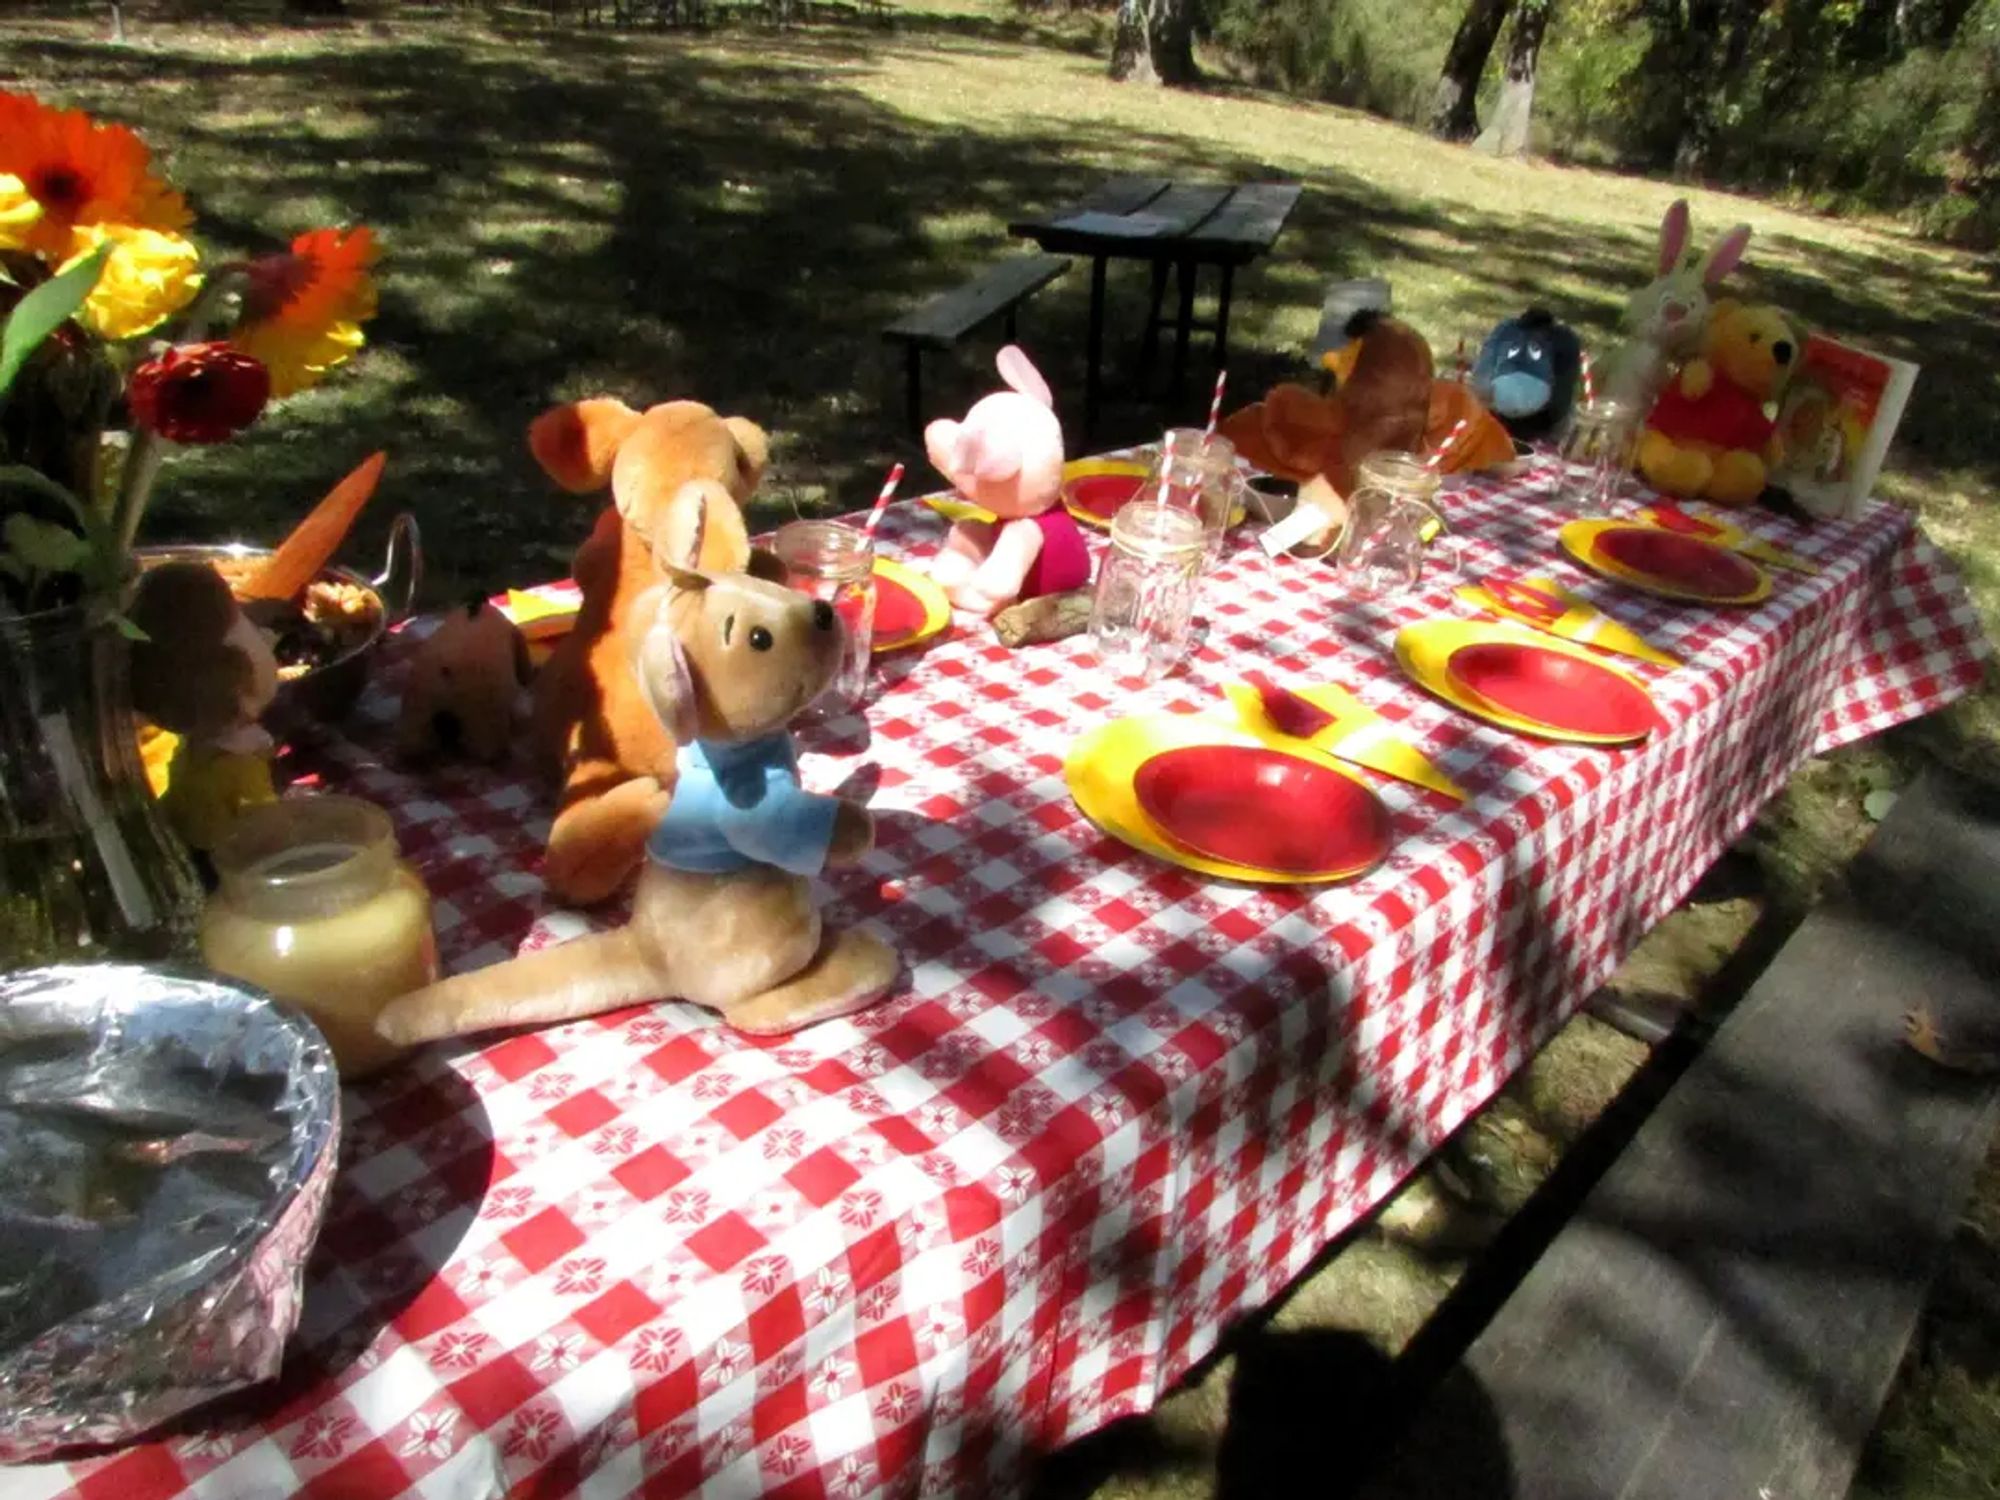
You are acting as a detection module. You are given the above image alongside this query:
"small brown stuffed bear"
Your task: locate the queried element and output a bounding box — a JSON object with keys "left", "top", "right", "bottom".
{"left": 398, "top": 595, "right": 534, "bottom": 764}
{"left": 375, "top": 488, "right": 900, "bottom": 1045}
{"left": 525, "top": 397, "right": 774, "bottom": 907}
{"left": 128, "top": 560, "right": 282, "bottom": 855}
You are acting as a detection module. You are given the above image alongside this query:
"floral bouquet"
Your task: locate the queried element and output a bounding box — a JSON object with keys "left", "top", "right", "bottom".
{"left": 0, "top": 89, "right": 378, "bottom": 621}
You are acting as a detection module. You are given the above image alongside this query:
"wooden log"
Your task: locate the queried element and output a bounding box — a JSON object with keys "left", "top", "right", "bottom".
{"left": 992, "top": 588, "right": 1094, "bottom": 647}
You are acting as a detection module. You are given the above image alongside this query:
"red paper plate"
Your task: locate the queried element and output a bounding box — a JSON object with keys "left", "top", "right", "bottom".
{"left": 873, "top": 572, "right": 929, "bottom": 646}
{"left": 1446, "top": 641, "right": 1657, "bottom": 739}
{"left": 1593, "top": 526, "right": 1760, "bottom": 599}
{"left": 1133, "top": 745, "right": 1391, "bottom": 877}
{"left": 1066, "top": 472, "right": 1145, "bottom": 523}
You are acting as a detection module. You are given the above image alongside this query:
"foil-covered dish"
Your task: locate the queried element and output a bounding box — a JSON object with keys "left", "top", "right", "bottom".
{"left": 0, "top": 964, "right": 340, "bottom": 1461}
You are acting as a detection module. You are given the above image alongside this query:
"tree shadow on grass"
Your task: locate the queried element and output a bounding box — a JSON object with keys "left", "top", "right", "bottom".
{"left": 12, "top": 13, "right": 1682, "bottom": 603}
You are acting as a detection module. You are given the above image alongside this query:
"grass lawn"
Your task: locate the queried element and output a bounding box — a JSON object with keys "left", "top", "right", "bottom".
{"left": 7, "top": 0, "right": 2000, "bottom": 1492}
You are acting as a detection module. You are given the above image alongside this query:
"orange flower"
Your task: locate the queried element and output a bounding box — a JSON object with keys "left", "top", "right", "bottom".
{"left": 0, "top": 91, "right": 191, "bottom": 258}
{"left": 231, "top": 226, "right": 377, "bottom": 397}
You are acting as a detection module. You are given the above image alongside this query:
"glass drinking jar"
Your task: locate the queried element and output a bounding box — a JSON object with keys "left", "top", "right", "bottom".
{"left": 199, "top": 795, "right": 437, "bottom": 1078}
{"left": 774, "top": 519, "right": 874, "bottom": 719}
{"left": 1089, "top": 501, "right": 1206, "bottom": 684}
{"left": 1559, "top": 397, "right": 1640, "bottom": 509}
{"left": 1334, "top": 452, "right": 1450, "bottom": 599}
{"left": 1145, "top": 429, "right": 1242, "bottom": 566}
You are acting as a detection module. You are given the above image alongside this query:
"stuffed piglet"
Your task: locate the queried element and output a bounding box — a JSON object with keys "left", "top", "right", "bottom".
{"left": 925, "top": 345, "right": 1090, "bottom": 619}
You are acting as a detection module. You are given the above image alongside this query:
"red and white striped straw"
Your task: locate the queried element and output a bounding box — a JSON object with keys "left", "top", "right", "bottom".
{"left": 1580, "top": 349, "right": 1596, "bottom": 407}
{"left": 861, "top": 462, "right": 904, "bottom": 539}
{"left": 1155, "top": 430, "right": 1177, "bottom": 506}
{"left": 1205, "top": 368, "right": 1228, "bottom": 443}
{"left": 1425, "top": 418, "right": 1470, "bottom": 471}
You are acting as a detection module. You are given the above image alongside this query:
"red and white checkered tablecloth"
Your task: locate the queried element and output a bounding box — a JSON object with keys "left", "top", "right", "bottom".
{"left": 20, "top": 461, "right": 1987, "bottom": 1500}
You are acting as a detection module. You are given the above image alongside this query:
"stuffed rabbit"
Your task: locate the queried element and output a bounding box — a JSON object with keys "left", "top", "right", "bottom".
{"left": 1596, "top": 200, "right": 1751, "bottom": 412}
{"left": 925, "top": 345, "right": 1087, "bottom": 619}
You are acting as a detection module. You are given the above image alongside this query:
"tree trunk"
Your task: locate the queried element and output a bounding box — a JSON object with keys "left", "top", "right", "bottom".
{"left": 1429, "top": 0, "right": 1516, "bottom": 140}
{"left": 1109, "top": 0, "right": 1197, "bottom": 85}
{"left": 1476, "top": 0, "right": 1552, "bottom": 156}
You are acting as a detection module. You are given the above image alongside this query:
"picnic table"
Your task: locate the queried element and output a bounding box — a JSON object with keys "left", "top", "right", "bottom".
{"left": 1009, "top": 178, "right": 1302, "bottom": 433}
{"left": 24, "top": 460, "right": 1986, "bottom": 1500}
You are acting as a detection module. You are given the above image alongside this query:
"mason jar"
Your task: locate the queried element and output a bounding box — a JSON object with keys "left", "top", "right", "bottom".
{"left": 1334, "top": 452, "right": 1450, "bottom": 599}
{"left": 1559, "top": 397, "right": 1641, "bottom": 509}
{"left": 1089, "top": 501, "right": 1206, "bottom": 684}
{"left": 774, "top": 520, "right": 874, "bottom": 718}
{"left": 199, "top": 795, "right": 437, "bottom": 1078}
{"left": 1145, "top": 428, "right": 1243, "bottom": 566}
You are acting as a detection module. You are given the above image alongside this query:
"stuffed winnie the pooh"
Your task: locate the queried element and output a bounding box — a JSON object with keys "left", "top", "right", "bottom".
{"left": 376, "top": 487, "right": 899, "bottom": 1044}
{"left": 526, "top": 397, "right": 775, "bottom": 906}
{"left": 1638, "top": 300, "right": 1798, "bottom": 507}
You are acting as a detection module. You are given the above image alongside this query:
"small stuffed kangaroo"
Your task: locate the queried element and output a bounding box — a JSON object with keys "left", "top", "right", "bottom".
{"left": 376, "top": 492, "right": 901, "bottom": 1044}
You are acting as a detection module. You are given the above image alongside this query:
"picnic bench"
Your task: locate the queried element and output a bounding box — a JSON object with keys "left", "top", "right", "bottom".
{"left": 1010, "top": 176, "right": 1302, "bottom": 433}
{"left": 1357, "top": 767, "right": 2000, "bottom": 1499}
{"left": 881, "top": 253, "right": 1070, "bottom": 434}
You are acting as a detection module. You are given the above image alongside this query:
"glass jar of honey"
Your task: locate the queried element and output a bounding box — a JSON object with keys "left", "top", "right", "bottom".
{"left": 200, "top": 795, "right": 436, "bottom": 1078}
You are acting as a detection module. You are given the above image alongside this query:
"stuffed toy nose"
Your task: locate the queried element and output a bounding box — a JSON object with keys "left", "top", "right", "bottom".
{"left": 812, "top": 600, "right": 836, "bottom": 632}
{"left": 1773, "top": 340, "right": 1794, "bottom": 364}
{"left": 1491, "top": 371, "right": 1552, "bottom": 419}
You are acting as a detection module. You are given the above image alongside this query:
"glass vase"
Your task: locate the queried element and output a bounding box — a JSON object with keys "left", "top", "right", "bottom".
{"left": 0, "top": 604, "right": 204, "bottom": 967}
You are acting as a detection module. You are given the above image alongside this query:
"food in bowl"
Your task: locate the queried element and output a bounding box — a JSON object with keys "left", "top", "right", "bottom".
{"left": 203, "top": 558, "right": 385, "bottom": 682}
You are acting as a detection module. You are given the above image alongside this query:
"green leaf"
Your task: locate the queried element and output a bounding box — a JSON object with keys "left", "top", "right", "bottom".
{"left": 2, "top": 513, "right": 89, "bottom": 574}
{"left": 0, "top": 243, "right": 113, "bottom": 403}
{"left": 112, "top": 612, "right": 148, "bottom": 643}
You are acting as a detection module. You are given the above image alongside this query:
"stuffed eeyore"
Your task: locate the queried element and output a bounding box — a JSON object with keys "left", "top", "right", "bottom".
{"left": 1470, "top": 308, "right": 1584, "bottom": 444}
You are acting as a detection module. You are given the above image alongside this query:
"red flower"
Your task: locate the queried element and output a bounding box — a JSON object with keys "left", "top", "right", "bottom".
{"left": 128, "top": 342, "right": 269, "bottom": 444}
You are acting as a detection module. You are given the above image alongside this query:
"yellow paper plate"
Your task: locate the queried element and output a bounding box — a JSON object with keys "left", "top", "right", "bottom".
{"left": 1065, "top": 714, "right": 1388, "bottom": 885}
{"left": 1559, "top": 519, "right": 1773, "bottom": 607}
{"left": 1395, "top": 618, "right": 1657, "bottom": 746}
{"left": 1062, "top": 457, "right": 1153, "bottom": 531}
{"left": 871, "top": 556, "right": 951, "bottom": 654}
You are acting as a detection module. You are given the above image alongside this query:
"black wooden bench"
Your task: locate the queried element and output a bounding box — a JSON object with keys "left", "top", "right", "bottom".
{"left": 881, "top": 253, "right": 1069, "bottom": 435}
{"left": 1355, "top": 767, "right": 2000, "bottom": 1500}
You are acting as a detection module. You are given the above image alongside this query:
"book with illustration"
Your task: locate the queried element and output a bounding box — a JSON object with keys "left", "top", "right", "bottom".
{"left": 1773, "top": 335, "right": 1919, "bottom": 520}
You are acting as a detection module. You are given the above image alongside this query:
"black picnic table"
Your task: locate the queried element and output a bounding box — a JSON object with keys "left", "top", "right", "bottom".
{"left": 1008, "top": 175, "right": 1303, "bottom": 432}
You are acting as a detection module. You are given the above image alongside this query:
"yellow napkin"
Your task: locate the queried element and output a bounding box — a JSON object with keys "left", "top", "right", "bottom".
{"left": 1456, "top": 575, "right": 1680, "bottom": 669}
{"left": 502, "top": 586, "right": 581, "bottom": 641}
{"left": 1635, "top": 503, "right": 1819, "bottom": 575}
{"left": 1224, "top": 679, "right": 1468, "bottom": 803}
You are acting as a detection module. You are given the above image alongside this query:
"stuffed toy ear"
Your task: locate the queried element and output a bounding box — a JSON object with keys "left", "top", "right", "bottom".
{"left": 529, "top": 398, "right": 643, "bottom": 494}
{"left": 996, "top": 345, "right": 1054, "bottom": 410}
{"left": 632, "top": 589, "right": 700, "bottom": 745}
{"left": 650, "top": 480, "right": 753, "bottom": 576}
{"left": 1658, "top": 199, "right": 1691, "bottom": 276}
{"left": 1701, "top": 225, "right": 1752, "bottom": 287}
{"left": 723, "top": 417, "right": 770, "bottom": 496}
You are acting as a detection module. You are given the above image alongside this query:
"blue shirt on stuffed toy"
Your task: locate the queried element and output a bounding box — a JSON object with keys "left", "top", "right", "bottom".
{"left": 1471, "top": 308, "right": 1582, "bottom": 444}
{"left": 646, "top": 733, "right": 839, "bottom": 877}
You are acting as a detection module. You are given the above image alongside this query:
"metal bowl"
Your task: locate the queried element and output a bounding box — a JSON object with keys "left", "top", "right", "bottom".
{"left": 138, "top": 512, "right": 422, "bottom": 726}
{"left": 0, "top": 964, "right": 340, "bottom": 1459}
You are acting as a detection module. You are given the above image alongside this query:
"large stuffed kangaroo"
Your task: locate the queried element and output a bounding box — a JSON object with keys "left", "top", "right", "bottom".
{"left": 376, "top": 490, "right": 901, "bottom": 1043}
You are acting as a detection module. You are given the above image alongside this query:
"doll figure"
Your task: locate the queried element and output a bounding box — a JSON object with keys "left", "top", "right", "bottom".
{"left": 925, "top": 345, "right": 1088, "bottom": 618}
{"left": 128, "top": 560, "right": 282, "bottom": 856}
